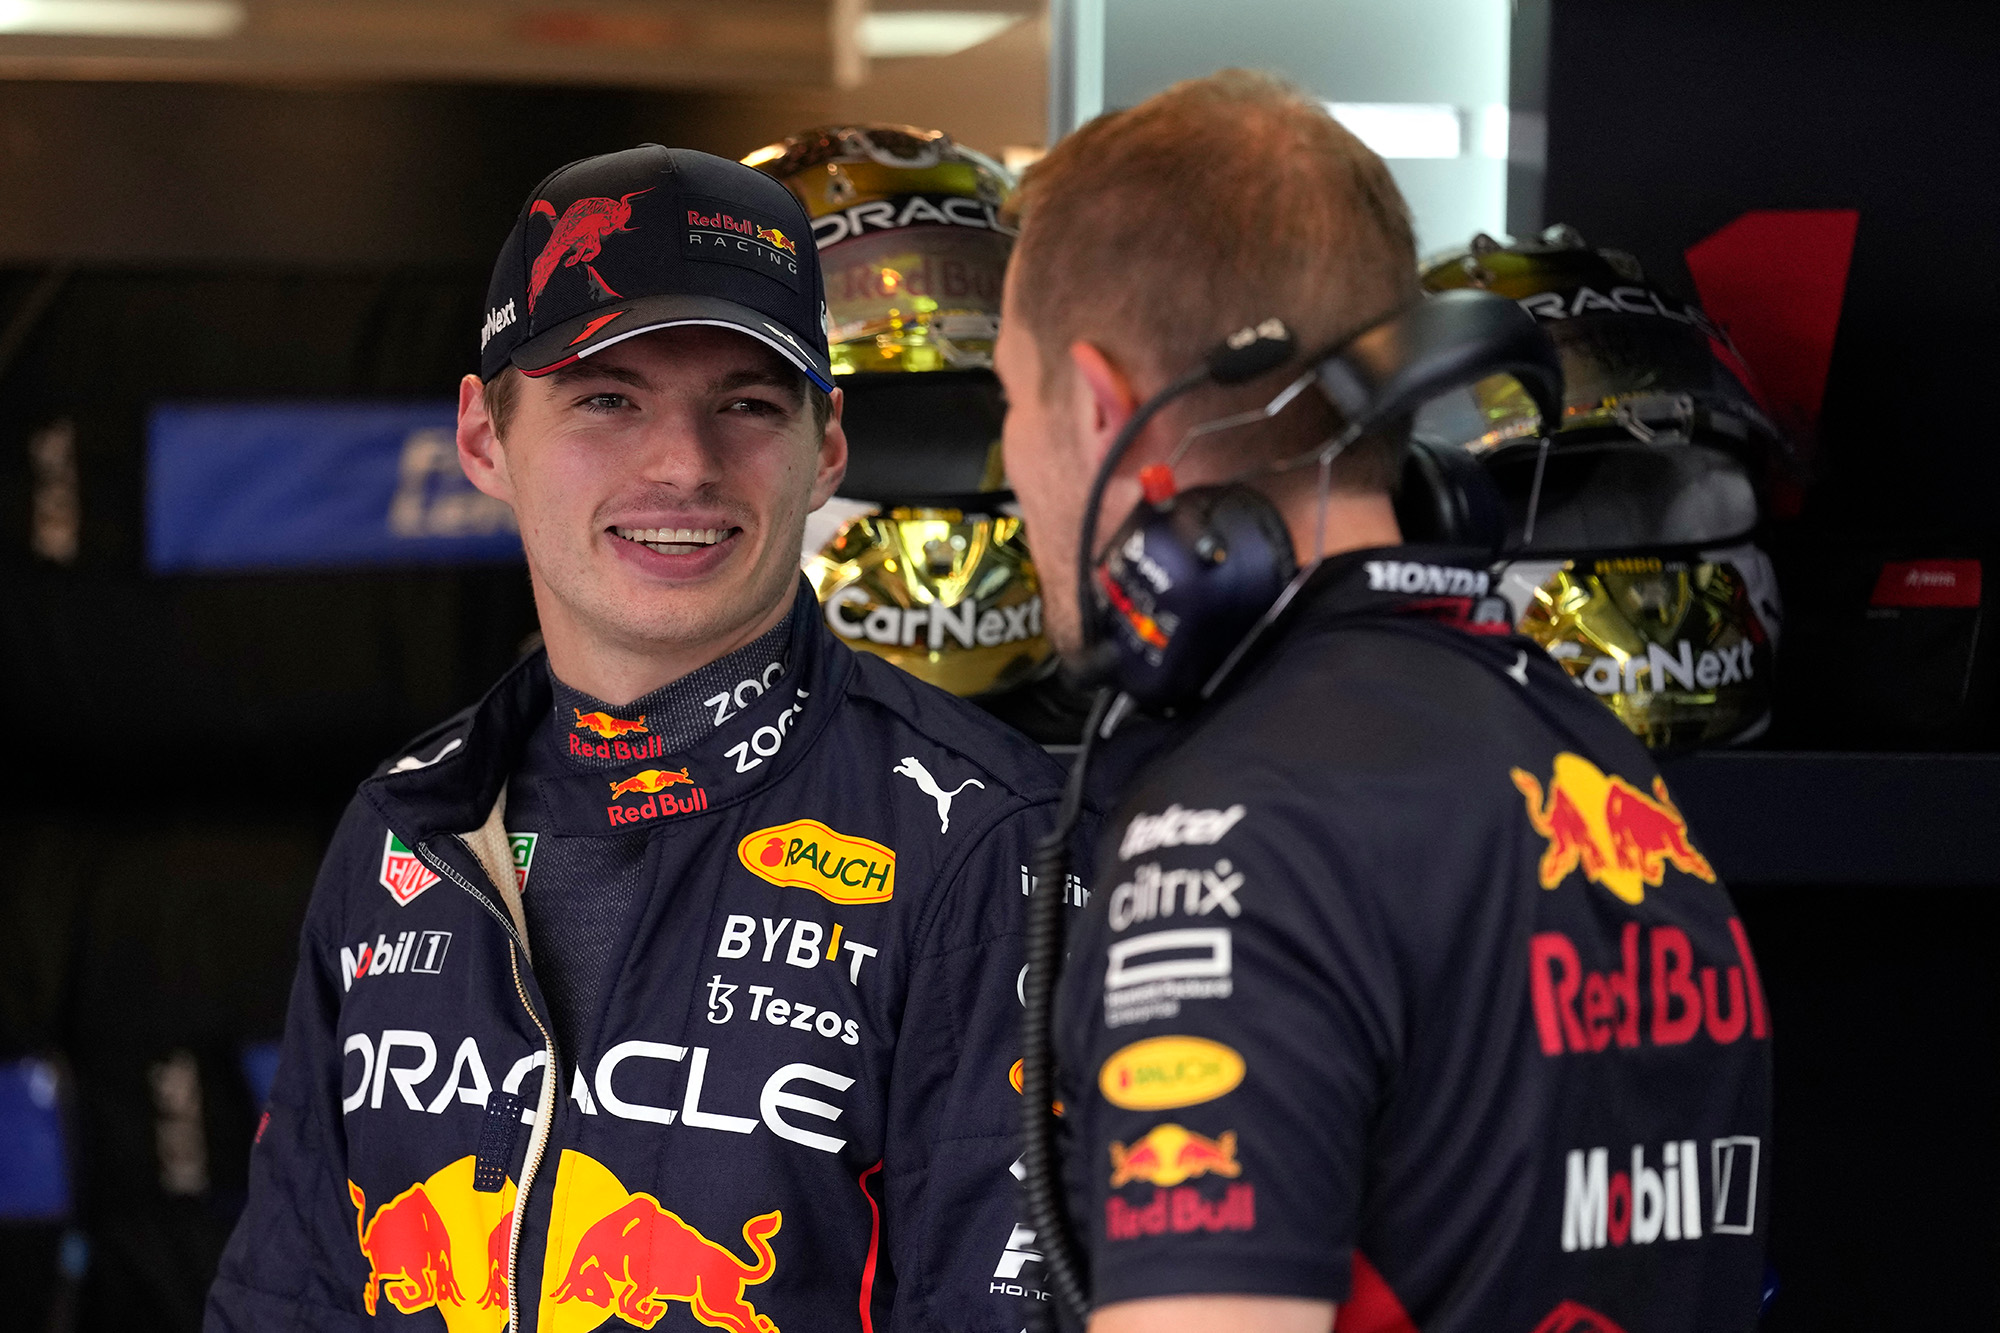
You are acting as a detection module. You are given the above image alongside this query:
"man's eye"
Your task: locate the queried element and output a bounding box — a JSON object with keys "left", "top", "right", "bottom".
{"left": 726, "top": 397, "right": 785, "bottom": 417}
{"left": 579, "top": 393, "right": 630, "bottom": 413}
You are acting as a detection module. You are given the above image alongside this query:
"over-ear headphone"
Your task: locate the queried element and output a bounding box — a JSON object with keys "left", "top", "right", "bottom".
{"left": 1080, "top": 289, "right": 1565, "bottom": 711}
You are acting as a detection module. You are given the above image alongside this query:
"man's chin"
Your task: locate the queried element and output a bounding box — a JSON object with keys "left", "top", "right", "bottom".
{"left": 588, "top": 556, "right": 797, "bottom": 656}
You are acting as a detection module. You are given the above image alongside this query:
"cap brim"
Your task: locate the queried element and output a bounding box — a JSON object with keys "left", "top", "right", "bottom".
{"left": 512, "top": 293, "right": 834, "bottom": 392}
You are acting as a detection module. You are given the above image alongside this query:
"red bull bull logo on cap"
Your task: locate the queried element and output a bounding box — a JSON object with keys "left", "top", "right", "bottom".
{"left": 540, "top": 1150, "right": 781, "bottom": 1333}
{"left": 1109, "top": 1124, "right": 1241, "bottom": 1188}
{"left": 528, "top": 190, "right": 650, "bottom": 313}
{"left": 349, "top": 1155, "right": 517, "bottom": 1330}
{"left": 1511, "top": 753, "right": 1715, "bottom": 905}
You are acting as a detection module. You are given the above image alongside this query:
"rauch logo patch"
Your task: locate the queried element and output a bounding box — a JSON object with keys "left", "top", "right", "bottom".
{"left": 1097, "top": 1035, "right": 1244, "bottom": 1111}
{"left": 737, "top": 820, "right": 895, "bottom": 905}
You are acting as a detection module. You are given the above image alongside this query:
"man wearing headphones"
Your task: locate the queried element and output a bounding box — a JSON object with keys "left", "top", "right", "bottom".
{"left": 997, "top": 74, "right": 1771, "bottom": 1333}
{"left": 208, "top": 145, "right": 1077, "bottom": 1332}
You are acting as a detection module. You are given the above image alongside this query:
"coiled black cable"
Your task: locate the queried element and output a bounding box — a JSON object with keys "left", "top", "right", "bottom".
{"left": 1019, "top": 686, "right": 1114, "bottom": 1328}
{"left": 1023, "top": 320, "right": 1294, "bottom": 1330}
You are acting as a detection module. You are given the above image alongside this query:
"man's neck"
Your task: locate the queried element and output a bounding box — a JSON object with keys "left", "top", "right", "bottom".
{"left": 536, "top": 589, "right": 795, "bottom": 707}
{"left": 1276, "top": 488, "right": 1403, "bottom": 565}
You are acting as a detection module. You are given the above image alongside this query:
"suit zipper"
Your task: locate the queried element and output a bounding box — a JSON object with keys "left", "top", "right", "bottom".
{"left": 504, "top": 941, "right": 557, "bottom": 1333}
{"left": 413, "top": 839, "right": 558, "bottom": 1333}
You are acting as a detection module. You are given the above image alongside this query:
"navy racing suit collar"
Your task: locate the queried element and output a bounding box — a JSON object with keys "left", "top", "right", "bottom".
{"left": 361, "top": 577, "right": 849, "bottom": 849}
{"left": 1287, "top": 543, "right": 1513, "bottom": 634}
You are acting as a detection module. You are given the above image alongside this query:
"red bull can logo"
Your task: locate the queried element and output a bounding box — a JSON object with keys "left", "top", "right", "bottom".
{"left": 1109, "top": 1124, "right": 1240, "bottom": 1188}
{"left": 1511, "top": 753, "right": 1715, "bottom": 904}
{"left": 541, "top": 1149, "right": 781, "bottom": 1333}
{"left": 348, "top": 1156, "right": 516, "bottom": 1329}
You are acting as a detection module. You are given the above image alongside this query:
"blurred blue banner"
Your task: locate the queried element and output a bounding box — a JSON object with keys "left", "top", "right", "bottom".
{"left": 148, "top": 402, "right": 524, "bottom": 572}
{"left": 0, "top": 1057, "right": 69, "bottom": 1220}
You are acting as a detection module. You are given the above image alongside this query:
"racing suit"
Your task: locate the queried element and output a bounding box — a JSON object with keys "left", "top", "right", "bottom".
{"left": 208, "top": 581, "right": 1083, "bottom": 1333}
{"left": 1057, "top": 547, "right": 1772, "bottom": 1333}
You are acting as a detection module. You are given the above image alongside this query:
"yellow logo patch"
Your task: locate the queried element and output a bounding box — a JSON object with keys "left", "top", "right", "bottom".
{"left": 1098, "top": 1035, "right": 1245, "bottom": 1111}
{"left": 737, "top": 820, "right": 896, "bottom": 904}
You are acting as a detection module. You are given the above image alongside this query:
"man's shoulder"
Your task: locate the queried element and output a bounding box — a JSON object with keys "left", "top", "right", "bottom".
{"left": 1109, "top": 626, "right": 1646, "bottom": 860}
{"left": 363, "top": 650, "right": 546, "bottom": 781}
{"left": 832, "top": 649, "right": 1068, "bottom": 804}
{"left": 371, "top": 704, "right": 482, "bottom": 780}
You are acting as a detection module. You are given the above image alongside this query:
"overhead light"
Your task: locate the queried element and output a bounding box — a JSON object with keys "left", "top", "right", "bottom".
{"left": 0, "top": 0, "right": 245, "bottom": 37}
{"left": 858, "top": 11, "right": 1018, "bottom": 59}
{"left": 1325, "top": 102, "right": 1462, "bottom": 160}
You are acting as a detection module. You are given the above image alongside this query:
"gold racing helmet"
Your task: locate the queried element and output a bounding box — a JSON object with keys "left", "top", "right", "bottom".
{"left": 748, "top": 125, "right": 1051, "bottom": 699}
{"left": 1417, "top": 227, "right": 1785, "bottom": 750}
{"left": 745, "top": 122, "right": 1014, "bottom": 375}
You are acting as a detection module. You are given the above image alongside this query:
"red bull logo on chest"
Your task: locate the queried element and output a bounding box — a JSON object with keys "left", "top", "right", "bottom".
{"left": 1109, "top": 1124, "right": 1240, "bottom": 1188}
{"left": 540, "top": 1149, "right": 781, "bottom": 1333}
{"left": 1511, "top": 752, "right": 1715, "bottom": 904}
{"left": 349, "top": 1155, "right": 516, "bottom": 1330}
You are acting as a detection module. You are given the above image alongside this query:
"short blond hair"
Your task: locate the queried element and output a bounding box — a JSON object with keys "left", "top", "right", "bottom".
{"left": 1011, "top": 70, "right": 1419, "bottom": 489}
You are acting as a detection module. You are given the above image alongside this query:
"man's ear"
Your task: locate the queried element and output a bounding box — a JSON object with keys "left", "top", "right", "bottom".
{"left": 1068, "top": 341, "right": 1139, "bottom": 469}
{"left": 808, "top": 387, "right": 849, "bottom": 510}
{"left": 456, "top": 373, "right": 514, "bottom": 504}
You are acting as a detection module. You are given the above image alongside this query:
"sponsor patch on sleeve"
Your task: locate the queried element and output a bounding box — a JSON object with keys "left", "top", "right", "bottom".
{"left": 1098, "top": 1035, "right": 1244, "bottom": 1111}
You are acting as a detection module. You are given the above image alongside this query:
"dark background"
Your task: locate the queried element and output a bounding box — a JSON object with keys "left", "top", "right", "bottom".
{"left": 2, "top": 2, "right": 1997, "bottom": 1326}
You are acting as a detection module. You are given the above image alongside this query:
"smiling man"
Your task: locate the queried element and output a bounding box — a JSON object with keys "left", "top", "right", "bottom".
{"left": 207, "top": 145, "right": 1081, "bottom": 1333}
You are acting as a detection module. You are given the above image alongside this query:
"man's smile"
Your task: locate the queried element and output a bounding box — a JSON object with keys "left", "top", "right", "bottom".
{"left": 611, "top": 525, "right": 742, "bottom": 555}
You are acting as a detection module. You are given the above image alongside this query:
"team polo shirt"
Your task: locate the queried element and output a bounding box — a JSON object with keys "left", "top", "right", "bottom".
{"left": 1056, "top": 547, "right": 1772, "bottom": 1333}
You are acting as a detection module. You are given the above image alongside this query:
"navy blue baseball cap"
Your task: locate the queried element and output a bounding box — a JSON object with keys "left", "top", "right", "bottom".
{"left": 478, "top": 144, "right": 834, "bottom": 390}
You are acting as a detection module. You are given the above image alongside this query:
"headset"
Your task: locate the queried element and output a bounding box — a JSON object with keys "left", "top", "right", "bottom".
{"left": 1018, "top": 288, "right": 1563, "bottom": 1327}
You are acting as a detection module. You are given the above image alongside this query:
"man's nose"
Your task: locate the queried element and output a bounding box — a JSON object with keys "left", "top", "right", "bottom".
{"left": 635, "top": 411, "right": 724, "bottom": 487}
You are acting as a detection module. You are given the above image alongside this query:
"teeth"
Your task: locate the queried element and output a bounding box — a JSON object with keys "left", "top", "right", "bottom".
{"left": 614, "top": 526, "right": 728, "bottom": 547}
